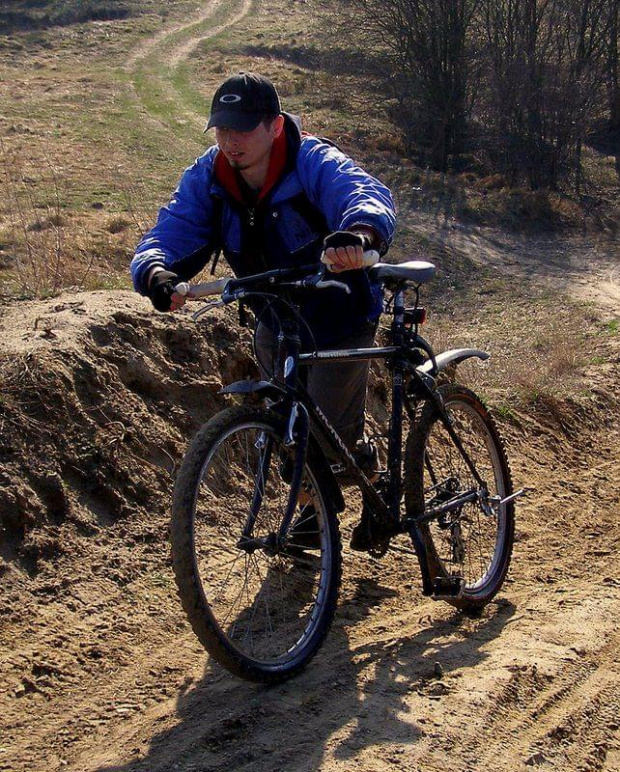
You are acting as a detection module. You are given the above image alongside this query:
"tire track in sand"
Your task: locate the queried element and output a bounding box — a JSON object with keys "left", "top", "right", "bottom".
{"left": 126, "top": 0, "right": 253, "bottom": 133}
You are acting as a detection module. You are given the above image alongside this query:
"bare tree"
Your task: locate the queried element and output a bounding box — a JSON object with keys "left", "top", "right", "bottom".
{"left": 348, "top": 0, "right": 482, "bottom": 171}
{"left": 482, "top": 0, "right": 611, "bottom": 189}
{"left": 342, "top": 0, "right": 619, "bottom": 188}
{"left": 605, "top": 0, "right": 620, "bottom": 128}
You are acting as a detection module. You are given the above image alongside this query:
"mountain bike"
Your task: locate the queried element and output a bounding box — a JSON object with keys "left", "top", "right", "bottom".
{"left": 169, "top": 259, "right": 522, "bottom": 683}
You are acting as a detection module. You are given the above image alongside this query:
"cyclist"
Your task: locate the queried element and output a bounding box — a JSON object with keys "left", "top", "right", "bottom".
{"left": 131, "top": 72, "right": 396, "bottom": 549}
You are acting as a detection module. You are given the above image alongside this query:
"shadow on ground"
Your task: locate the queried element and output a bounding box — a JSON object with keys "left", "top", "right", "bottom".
{"left": 95, "top": 582, "right": 516, "bottom": 772}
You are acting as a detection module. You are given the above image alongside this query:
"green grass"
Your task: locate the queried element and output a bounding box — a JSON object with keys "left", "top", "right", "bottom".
{"left": 605, "top": 319, "right": 619, "bottom": 334}
{"left": 129, "top": 0, "right": 251, "bottom": 142}
{"left": 0, "top": 0, "right": 242, "bottom": 295}
{"left": 492, "top": 403, "right": 519, "bottom": 422}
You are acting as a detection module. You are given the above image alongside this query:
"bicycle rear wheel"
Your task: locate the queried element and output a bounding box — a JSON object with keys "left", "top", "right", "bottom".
{"left": 406, "top": 384, "right": 515, "bottom": 610}
{"left": 171, "top": 405, "right": 341, "bottom": 683}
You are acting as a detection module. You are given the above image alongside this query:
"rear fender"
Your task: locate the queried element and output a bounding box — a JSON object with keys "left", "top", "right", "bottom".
{"left": 417, "top": 348, "right": 489, "bottom": 377}
{"left": 219, "top": 379, "right": 286, "bottom": 401}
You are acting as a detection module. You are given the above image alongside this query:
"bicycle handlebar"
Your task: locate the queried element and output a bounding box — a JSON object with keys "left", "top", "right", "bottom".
{"left": 175, "top": 277, "right": 228, "bottom": 298}
{"left": 174, "top": 250, "right": 380, "bottom": 301}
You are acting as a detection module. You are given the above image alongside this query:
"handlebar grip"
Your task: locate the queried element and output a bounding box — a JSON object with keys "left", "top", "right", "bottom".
{"left": 174, "top": 282, "right": 191, "bottom": 296}
{"left": 174, "top": 278, "right": 229, "bottom": 298}
{"left": 362, "top": 250, "right": 380, "bottom": 267}
{"left": 320, "top": 249, "right": 380, "bottom": 271}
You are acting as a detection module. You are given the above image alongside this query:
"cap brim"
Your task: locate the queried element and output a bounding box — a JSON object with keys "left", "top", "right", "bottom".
{"left": 204, "top": 110, "right": 263, "bottom": 132}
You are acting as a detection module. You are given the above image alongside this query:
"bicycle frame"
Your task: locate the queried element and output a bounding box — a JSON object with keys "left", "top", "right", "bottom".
{"left": 260, "top": 283, "right": 482, "bottom": 540}
{"left": 187, "top": 262, "right": 501, "bottom": 573}
{"left": 168, "top": 259, "right": 522, "bottom": 685}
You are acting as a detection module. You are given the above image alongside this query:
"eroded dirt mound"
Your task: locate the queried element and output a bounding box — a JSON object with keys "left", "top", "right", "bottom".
{"left": 0, "top": 292, "right": 257, "bottom": 575}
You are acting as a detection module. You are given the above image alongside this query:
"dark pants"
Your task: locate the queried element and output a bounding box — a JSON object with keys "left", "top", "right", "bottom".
{"left": 254, "top": 322, "right": 377, "bottom": 454}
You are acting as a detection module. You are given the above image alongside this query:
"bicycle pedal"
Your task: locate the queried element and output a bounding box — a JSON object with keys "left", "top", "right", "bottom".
{"left": 431, "top": 576, "right": 465, "bottom": 599}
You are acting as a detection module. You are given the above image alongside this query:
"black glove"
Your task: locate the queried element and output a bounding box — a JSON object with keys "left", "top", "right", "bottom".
{"left": 323, "top": 230, "right": 372, "bottom": 252}
{"left": 148, "top": 270, "right": 180, "bottom": 312}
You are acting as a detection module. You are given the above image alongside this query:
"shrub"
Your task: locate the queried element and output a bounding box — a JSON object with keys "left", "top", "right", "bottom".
{"left": 48, "top": 1, "right": 131, "bottom": 26}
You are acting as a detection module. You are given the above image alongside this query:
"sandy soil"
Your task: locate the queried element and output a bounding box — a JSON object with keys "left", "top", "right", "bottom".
{"left": 1, "top": 238, "right": 619, "bottom": 772}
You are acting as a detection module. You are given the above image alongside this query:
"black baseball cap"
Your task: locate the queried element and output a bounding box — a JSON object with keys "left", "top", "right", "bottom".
{"left": 205, "top": 72, "right": 281, "bottom": 132}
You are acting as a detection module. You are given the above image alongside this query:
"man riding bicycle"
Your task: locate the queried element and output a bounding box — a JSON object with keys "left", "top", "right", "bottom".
{"left": 130, "top": 72, "right": 396, "bottom": 549}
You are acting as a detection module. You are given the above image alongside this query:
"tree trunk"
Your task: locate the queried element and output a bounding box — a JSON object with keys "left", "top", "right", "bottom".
{"left": 608, "top": 0, "right": 620, "bottom": 128}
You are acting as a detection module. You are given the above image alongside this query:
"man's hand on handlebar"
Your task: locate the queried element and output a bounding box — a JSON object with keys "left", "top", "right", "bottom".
{"left": 321, "top": 230, "right": 378, "bottom": 273}
{"left": 145, "top": 229, "right": 381, "bottom": 309}
{"left": 147, "top": 269, "right": 194, "bottom": 312}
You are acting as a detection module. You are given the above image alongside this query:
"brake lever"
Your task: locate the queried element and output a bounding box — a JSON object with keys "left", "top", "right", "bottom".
{"left": 299, "top": 263, "right": 327, "bottom": 289}
{"left": 315, "top": 279, "right": 351, "bottom": 293}
{"left": 293, "top": 264, "right": 351, "bottom": 294}
{"left": 192, "top": 299, "right": 225, "bottom": 321}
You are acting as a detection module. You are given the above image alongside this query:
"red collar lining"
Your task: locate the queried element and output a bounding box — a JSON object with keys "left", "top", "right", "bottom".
{"left": 214, "top": 130, "right": 288, "bottom": 205}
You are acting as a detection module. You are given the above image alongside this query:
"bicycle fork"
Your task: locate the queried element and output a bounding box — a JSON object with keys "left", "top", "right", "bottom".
{"left": 236, "top": 400, "right": 310, "bottom": 554}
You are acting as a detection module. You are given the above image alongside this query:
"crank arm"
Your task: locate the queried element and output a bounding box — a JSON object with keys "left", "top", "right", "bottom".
{"left": 488, "top": 489, "right": 525, "bottom": 507}
{"left": 413, "top": 487, "right": 525, "bottom": 528}
{"left": 412, "top": 489, "right": 479, "bottom": 526}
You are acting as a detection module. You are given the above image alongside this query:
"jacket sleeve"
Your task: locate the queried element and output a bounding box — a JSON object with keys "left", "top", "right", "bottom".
{"left": 130, "top": 149, "right": 218, "bottom": 295}
{"left": 296, "top": 138, "right": 396, "bottom": 253}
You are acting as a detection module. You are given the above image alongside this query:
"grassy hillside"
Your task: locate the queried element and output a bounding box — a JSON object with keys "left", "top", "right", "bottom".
{"left": 0, "top": 1, "right": 136, "bottom": 33}
{"left": 0, "top": 0, "right": 395, "bottom": 298}
{"left": 2, "top": 0, "right": 619, "bottom": 301}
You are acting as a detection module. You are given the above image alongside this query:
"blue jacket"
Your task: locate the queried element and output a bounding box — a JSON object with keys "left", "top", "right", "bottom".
{"left": 131, "top": 115, "right": 396, "bottom": 346}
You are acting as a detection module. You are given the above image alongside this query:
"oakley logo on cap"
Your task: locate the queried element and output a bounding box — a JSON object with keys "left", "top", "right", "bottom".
{"left": 205, "top": 73, "right": 281, "bottom": 132}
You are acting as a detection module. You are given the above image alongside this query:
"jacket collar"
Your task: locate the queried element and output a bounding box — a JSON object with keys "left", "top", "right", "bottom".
{"left": 213, "top": 112, "right": 302, "bottom": 204}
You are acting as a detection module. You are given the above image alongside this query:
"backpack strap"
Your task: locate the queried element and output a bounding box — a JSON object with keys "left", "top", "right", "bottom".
{"left": 209, "top": 194, "right": 224, "bottom": 275}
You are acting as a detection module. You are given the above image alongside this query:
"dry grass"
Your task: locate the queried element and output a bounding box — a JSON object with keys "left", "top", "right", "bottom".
{"left": 0, "top": 0, "right": 212, "bottom": 298}
{"left": 1, "top": 0, "right": 618, "bottom": 302}
{"left": 0, "top": 131, "right": 159, "bottom": 296}
{"left": 1, "top": 139, "right": 67, "bottom": 296}
{"left": 420, "top": 270, "right": 602, "bottom": 436}
{"left": 503, "top": 326, "right": 584, "bottom": 405}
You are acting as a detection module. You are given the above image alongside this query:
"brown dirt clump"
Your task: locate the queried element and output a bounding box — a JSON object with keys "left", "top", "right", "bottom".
{"left": 0, "top": 292, "right": 255, "bottom": 567}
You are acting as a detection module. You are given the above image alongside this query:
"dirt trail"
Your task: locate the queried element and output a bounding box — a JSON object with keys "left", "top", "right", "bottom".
{"left": 167, "top": 0, "right": 252, "bottom": 68}
{"left": 124, "top": 0, "right": 225, "bottom": 69}
{"left": 413, "top": 212, "right": 620, "bottom": 317}
{"left": 125, "top": 0, "right": 252, "bottom": 132}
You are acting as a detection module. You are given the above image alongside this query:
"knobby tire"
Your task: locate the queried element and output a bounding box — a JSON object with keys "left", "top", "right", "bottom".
{"left": 170, "top": 405, "right": 341, "bottom": 683}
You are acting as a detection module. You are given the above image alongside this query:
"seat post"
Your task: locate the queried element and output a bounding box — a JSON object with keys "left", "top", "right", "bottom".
{"left": 386, "top": 285, "right": 407, "bottom": 513}
{"left": 391, "top": 286, "right": 406, "bottom": 347}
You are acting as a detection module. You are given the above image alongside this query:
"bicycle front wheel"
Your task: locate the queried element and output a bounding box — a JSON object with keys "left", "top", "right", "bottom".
{"left": 171, "top": 405, "right": 341, "bottom": 683}
{"left": 406, "top": 384, "right": 515, "bottom": 610}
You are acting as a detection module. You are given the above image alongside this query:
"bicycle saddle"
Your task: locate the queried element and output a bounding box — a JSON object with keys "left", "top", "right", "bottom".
{"left": 369, "top": 260, "right": 436, "bottom": 284}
